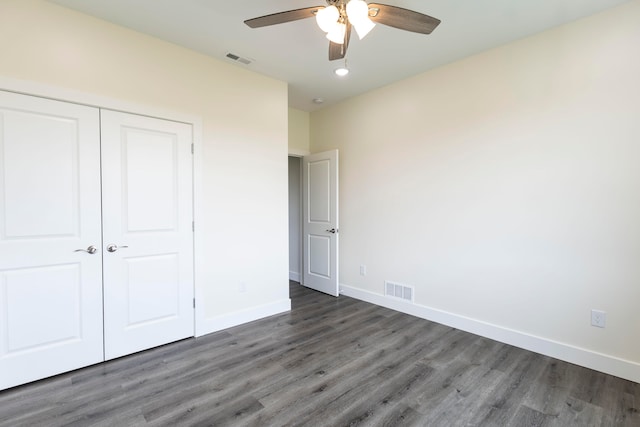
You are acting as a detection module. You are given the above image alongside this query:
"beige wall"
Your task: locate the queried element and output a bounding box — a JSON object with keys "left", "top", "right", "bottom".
{"left": 287, "top": 108, "right": 309, "bottom": 281}
{"left": 311, "top": 1, "right": 640, "bottom": 380}
{"left": 288, "top": 108, "right": 310, "bottom": 154}
{"left": 0, "top": 0, "right": 290, "bottom": 331}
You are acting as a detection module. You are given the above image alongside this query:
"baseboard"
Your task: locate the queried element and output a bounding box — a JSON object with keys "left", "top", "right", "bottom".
{"left": 195, "top": 298, "right": 291, "bottom": 337}
{"left": 340, "top": 283, "right": 640, "bottom": 384}
{"left": 289, "top": 271, "right": 301, "bottom": 282}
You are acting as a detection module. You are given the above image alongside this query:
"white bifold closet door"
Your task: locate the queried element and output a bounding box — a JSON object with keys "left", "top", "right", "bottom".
{"left": 0, "top": 91, "right": 194, "bottom": 390}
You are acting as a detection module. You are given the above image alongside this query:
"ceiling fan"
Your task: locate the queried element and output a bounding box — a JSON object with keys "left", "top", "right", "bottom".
{"left": 245, "top": 1, "right": 441, "bottom": 61}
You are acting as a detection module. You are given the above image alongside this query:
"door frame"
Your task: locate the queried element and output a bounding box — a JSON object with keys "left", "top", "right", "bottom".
{"left": 288, "top": 150, "right": 308, "bottom": 287}
{"left": 288, "top": 155, "right": 304, "bottom": 283}
{"left": 0, "top": 77, "right": 206, "bottom": 336}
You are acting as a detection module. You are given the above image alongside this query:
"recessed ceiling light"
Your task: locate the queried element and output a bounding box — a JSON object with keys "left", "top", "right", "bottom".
{"left": 334, "top": 67, "right": 349, "bottom": 77}
{"left": 312, "top": 98, "right": 324, "bottom": 104}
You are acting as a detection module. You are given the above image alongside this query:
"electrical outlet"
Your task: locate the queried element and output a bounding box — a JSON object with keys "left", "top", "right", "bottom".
{"left": 360, "top": 265, "right": 367, "bottom": 276}
{"left": 239, "top": 282, "right": 247, "bottom": 293}
{"left": 591, "top": 309, "right": 606, "bottom": 328}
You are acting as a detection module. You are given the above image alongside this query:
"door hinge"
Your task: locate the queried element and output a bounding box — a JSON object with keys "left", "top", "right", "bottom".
{"left": 193, "top": 298, "right": 196, "bottom": 308}
{"left": 192, "top": 221, "right": 195, "bottom": 232}
{"left": 191, "top": 143, "right": 194, "bottom": 154}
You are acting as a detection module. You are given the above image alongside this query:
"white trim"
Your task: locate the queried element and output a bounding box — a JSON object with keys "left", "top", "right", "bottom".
{"left": 340, "top": 283, "right": 640, "bottom": 384}
{"left": 289, "top": 271, "right": 301, "bottom": 282}
{"left": 288, "top": 148, "right": 310, "bottom": 157}
{"left": 195, "top": 299, "right": 291, "bottom": 336}
{"left": 192, "top": 121, "right": 205, "bottom": 339}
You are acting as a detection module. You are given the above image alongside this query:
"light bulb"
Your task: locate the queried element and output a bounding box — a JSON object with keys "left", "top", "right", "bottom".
{"left": 353, "top": 19, "right": 375, "bottom": 39}
{"left": 316, "top": 5, "right": 340, "bottom": 33}
{"left": 334, "top": 67, "right": 349, "bottom": 77}
{"left": 346, "top": 0, "right": 375, "bottom": 40}
{"left": 326, "top": 22, "right": 346, "bottom": 44}
{"left": 346, "top": 0, "right": 369, "bottom": 22}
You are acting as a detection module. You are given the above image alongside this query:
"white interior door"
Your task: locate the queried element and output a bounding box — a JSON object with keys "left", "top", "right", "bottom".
{"left": 101, "top": 110, "right": 194, "bottom": 360}
{"left": 303, "top": 150, "right": 339, "bottom": 296}
{"left": 0, "top": 91, "right": 104, "bottom": 390}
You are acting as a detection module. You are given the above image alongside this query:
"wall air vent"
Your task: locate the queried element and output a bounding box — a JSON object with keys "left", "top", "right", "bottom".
{"left": 385, "top": 281, "right": 414, "bottom": 303}
{"left": 225, "top": 52, "right": 252, "bottom": 65}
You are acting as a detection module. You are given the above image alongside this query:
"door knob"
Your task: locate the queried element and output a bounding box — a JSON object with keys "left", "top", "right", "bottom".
{"left": 75, "top": 245, "right": 98, "bottom": 254}
{"left": 326, "top": 228, "right": 338, "bottom": 234}
{"left": 107, "top": 244, "right": 129, "bottom": 252}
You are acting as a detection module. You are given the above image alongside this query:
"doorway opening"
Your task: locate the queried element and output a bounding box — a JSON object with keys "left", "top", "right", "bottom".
{"left": 288, "top": 150, "right": 340, "bottom": 297}
{"left": 288, "top": 156, "right": 303, "bottom": 285}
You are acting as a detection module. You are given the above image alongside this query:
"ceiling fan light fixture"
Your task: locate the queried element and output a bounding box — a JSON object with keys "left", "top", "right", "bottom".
{"left": 245, "top": 2, "right": 441, "bottom": 64}
{"left": 316, "top": 5, "right": 340, "bottom": 33}
{"left": 326, "top": 22, "right": 346, "bottom": 44}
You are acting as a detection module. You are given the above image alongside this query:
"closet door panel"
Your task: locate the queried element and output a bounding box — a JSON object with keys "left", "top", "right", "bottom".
{"left": 0, "top": 91, "right": 103, "bottom": 390}
{"left": 101, "top": 110, "right": 194, "bottom": 360}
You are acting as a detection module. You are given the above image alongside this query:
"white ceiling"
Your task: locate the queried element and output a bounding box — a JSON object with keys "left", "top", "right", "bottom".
{"left": 49, "top": 0, "right": 631, "bottom": 112}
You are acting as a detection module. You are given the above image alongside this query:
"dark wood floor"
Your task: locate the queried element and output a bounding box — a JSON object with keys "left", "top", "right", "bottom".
{"left": 1, "top": 282, "right": 638, "bottom": 426}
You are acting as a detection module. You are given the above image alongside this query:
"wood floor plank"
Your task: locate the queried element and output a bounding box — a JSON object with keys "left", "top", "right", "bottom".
{"left": 1, "top": 281, "right": 639, "bottom": 427}
{"left": 417, "top": 362, "right": 504, "bottom": 425}
{"left": 250, "top": 334, "right": 420, "bottom": 425}
{"left": 508, "top": 405, "right": 557, "bottom": 426}
{"left": 376, "top": 404, "right": 424, "bottom": 426}
{"left": 551, "top": 395, "right": 606, "bottom": 425}
{"left": 332, "top": 362, "right": 436, "bottom": 426}
{"left": 522, "top": 360, "right": 574, "bottom": 418}
{"left": 470, "top": 352, "right": 551, "bottom": 425}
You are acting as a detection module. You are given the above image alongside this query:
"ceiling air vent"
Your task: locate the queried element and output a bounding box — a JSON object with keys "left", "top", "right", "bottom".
{"left": 225, "top": 52, "right": 252, "bottom": 65}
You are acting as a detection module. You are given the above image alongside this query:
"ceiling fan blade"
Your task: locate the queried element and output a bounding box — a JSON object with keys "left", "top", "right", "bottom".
{"left": 367, "top": 3, "right": 441, "bottom": 34}
{"left": 329, "top": 22, "right": 352, "bottom": 61}
{"left": 244, "top": 6, "right": 323, "bottom": 28}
